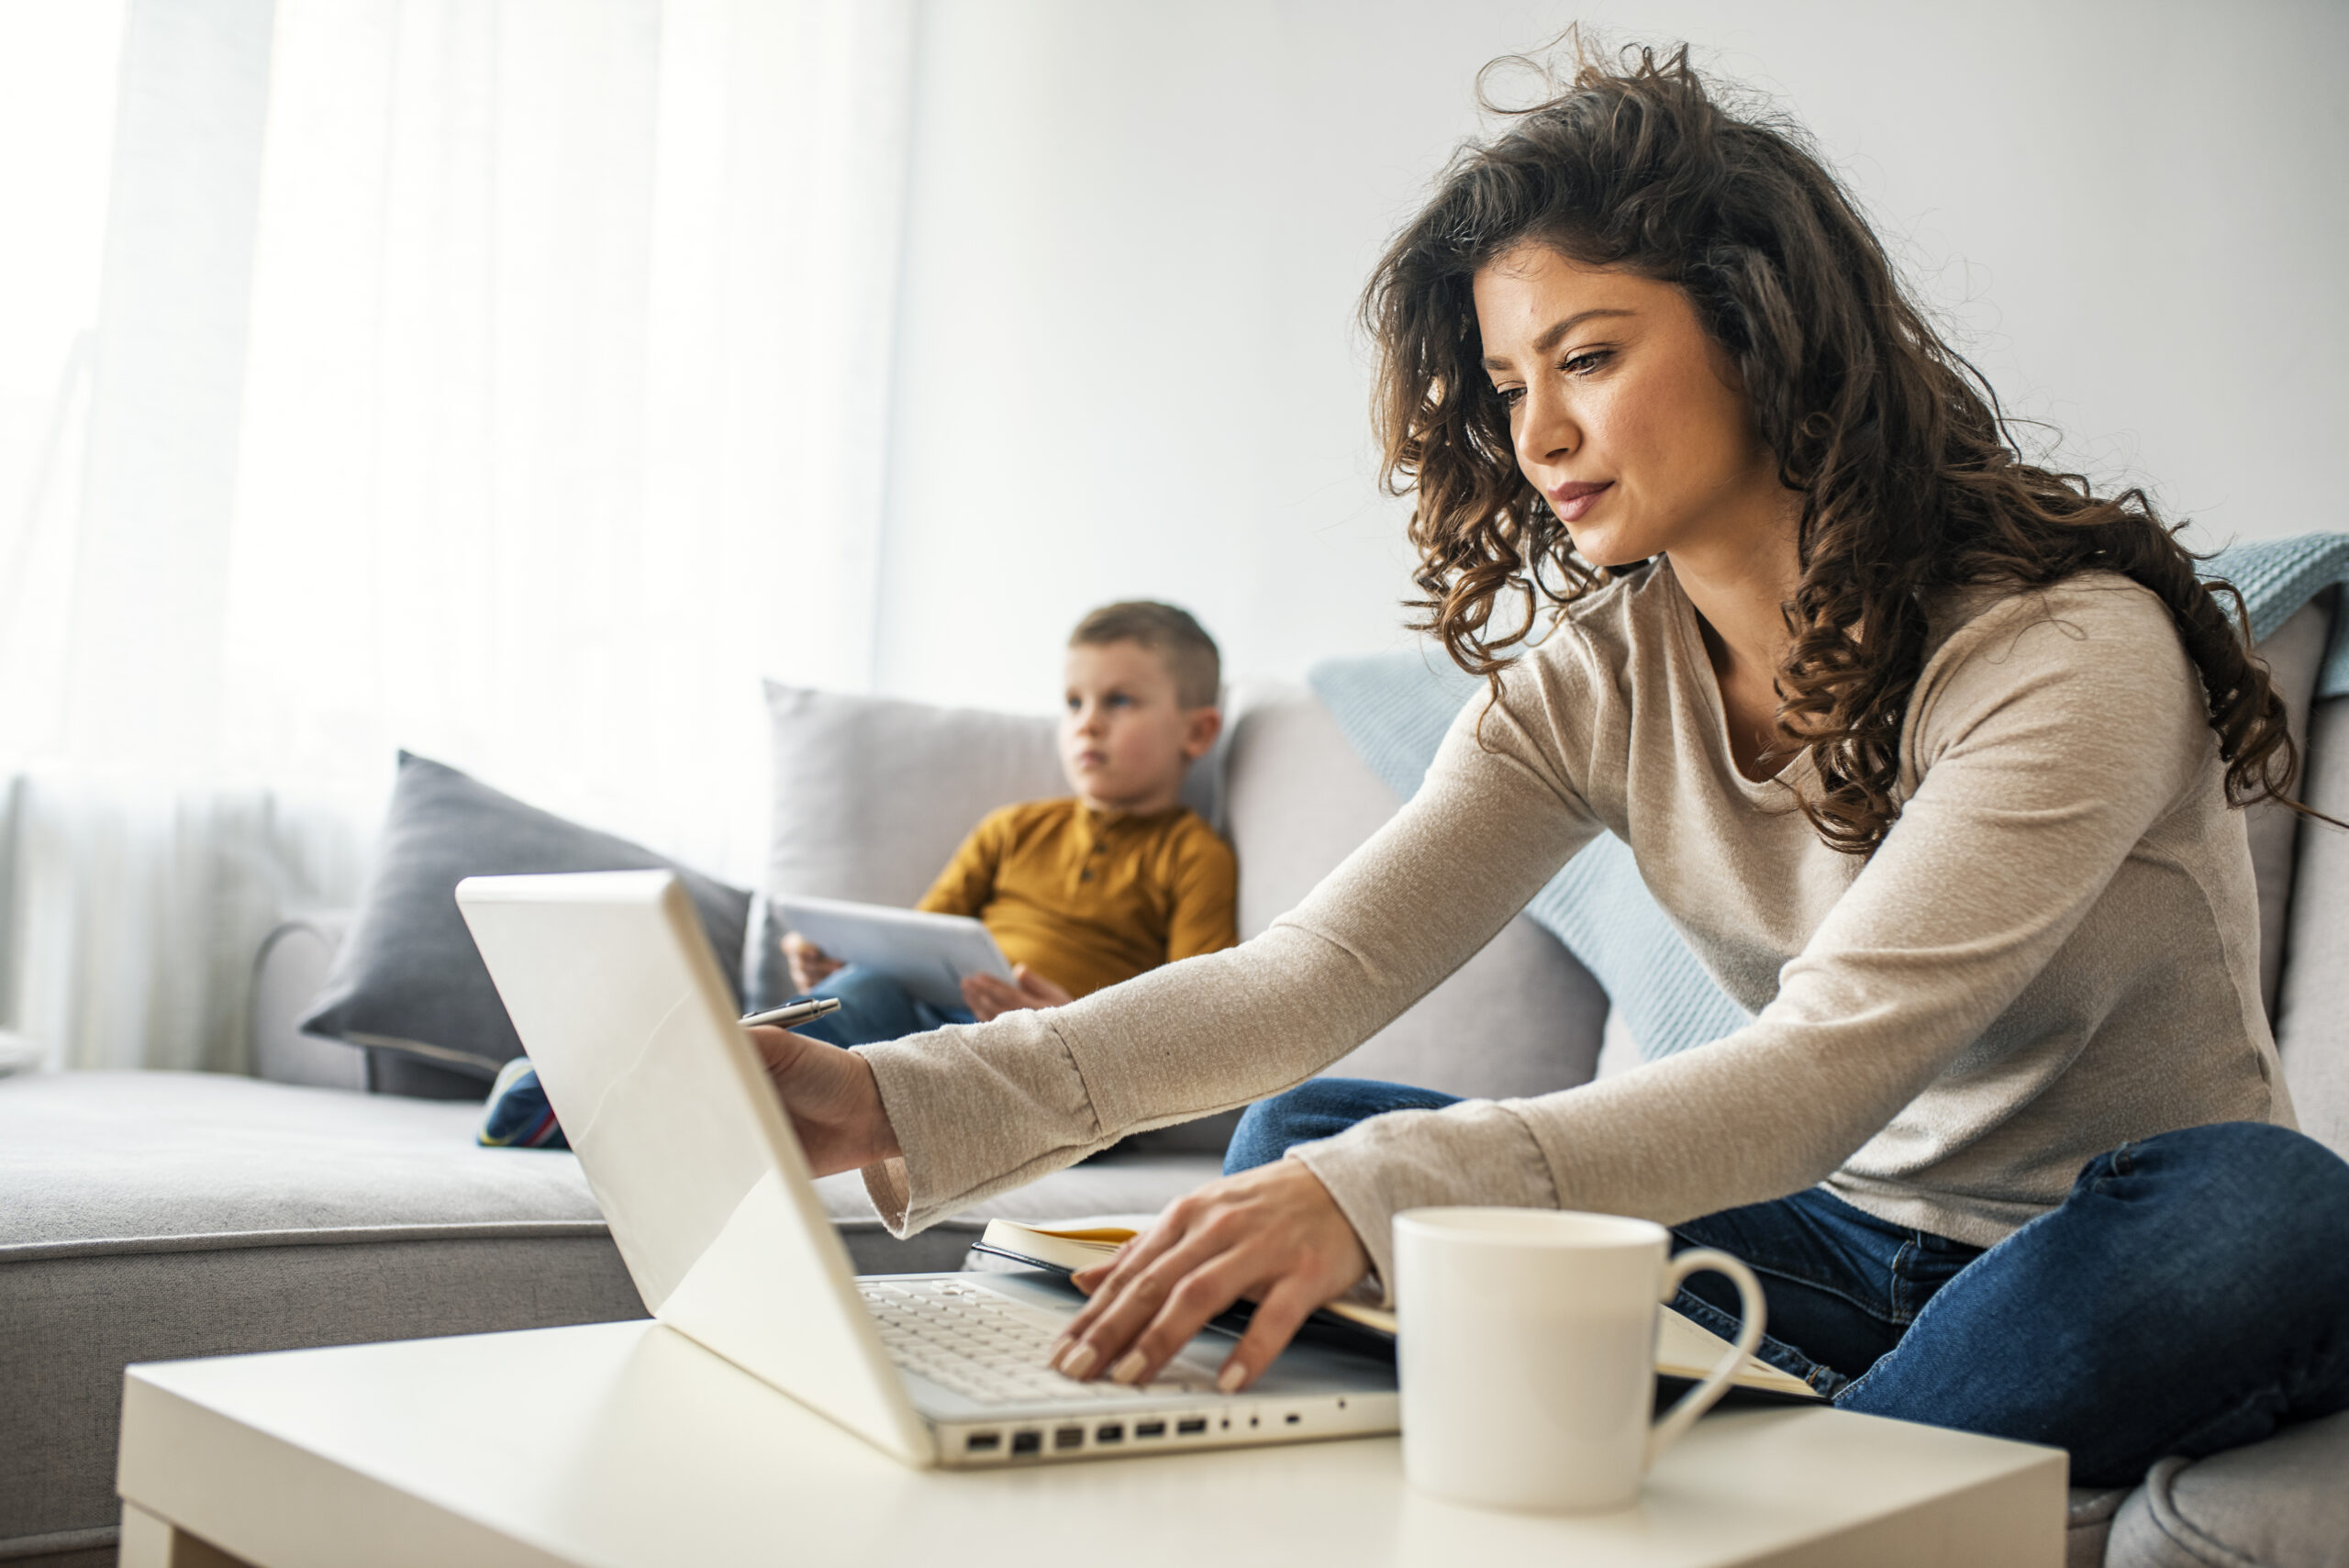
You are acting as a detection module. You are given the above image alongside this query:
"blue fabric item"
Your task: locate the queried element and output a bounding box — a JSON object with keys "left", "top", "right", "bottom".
{"left": 788, "top": 964, "right": 976, "bottom": 1048}
{"left": 1308, "top": 536, "right": 2349, "bottom": 1061}
{"left": 1222, "top": 1076, "right": 1465, "bottom": 1177}
{"left": 2208, "top": 533, "right": 2349, "bottom": 697}
{"left": 1707, "top": 1123, "right": 2349, "bottom": 1485}
{"left": 1230, "top": 1080, "right": 2349, "bottom": 1486}
{"left": 476, "top": 1057, "right": 569, "bottom": 1150}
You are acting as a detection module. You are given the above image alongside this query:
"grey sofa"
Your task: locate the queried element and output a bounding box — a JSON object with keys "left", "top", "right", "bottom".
{"left": 6, "top": 612, "right": 2347, "bottom": 1566}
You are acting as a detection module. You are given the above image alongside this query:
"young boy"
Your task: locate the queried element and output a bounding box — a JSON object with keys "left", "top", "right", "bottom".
{"left": 480, "top": 601, "right": 1233, "bottom": 1149}
{"left": 783, "top": 600, "right": 1236, "bottom": 1045}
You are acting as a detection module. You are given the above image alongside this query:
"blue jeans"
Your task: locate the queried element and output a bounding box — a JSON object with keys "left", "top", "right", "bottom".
{"left": 1227, "top": 1078, "right": 2349, "bottom": 1486}
{"left": 788, "top": 965, "right": 974, "bottom": 1048}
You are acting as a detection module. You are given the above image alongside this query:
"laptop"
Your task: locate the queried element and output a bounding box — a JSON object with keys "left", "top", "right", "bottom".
{"left": 454, "top": 869, "right": 1398, "bottom": 1468}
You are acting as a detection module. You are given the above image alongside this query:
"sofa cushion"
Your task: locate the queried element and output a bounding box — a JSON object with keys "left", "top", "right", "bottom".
{"left": 2277, "top": 693, "right": 2349, "bottom": 1159}
{"left": 2069, "top": 1485, "right": 2129, "bottom": 1568}
{"left": 299, "top": 753, "right": 751, "bottom": 1084}
{"left": 1223, "top": 680, "right": 1608, "bottom": 1097}
{"left": 0, "top": 1070, "right": 1218, "bottom": 1560}
{"left": 2246, "top": 595, "right": 2332, "bottom": 1018}
{"left": 0, "top": 1071, "right": 1215, "bottom": 1264}
{"left": 0, "top": 1072, "right": 633, "bottom": 1562}
{"left": 758, "top": 683, "right": 1067, "bottom": 915}
{"left": 2103, "top": 1408, "right": 2349, "bottom": 1567}
{"left": 248, "top": 916, "right": 365, "bottom": 1091}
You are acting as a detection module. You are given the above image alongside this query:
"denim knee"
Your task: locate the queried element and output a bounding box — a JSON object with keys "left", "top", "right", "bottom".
{"left": 2087, "top": 1121, "right": 2349, "bottom": 1289}
{"left": 1225, "top": 1089, "right": 1330, "bottom": 1175}
{"left": 1224, "top": 1078, "right": 1463, "bottom": 1176}
{"left": 2089, "top": 1120, "right": 2349, "bottom": 1201}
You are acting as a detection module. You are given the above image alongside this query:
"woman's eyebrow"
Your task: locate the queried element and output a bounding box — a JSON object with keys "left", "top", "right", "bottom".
{"left": 1482, "top": 307, "right": 1636, "bottom": 370}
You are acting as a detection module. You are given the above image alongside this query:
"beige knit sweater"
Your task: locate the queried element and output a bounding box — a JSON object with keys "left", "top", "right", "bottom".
{"left": 859, "top": 563, "right": 2292, "bottom": 1294}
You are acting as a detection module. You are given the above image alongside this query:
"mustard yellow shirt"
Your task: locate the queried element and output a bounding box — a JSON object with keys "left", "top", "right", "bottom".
{"left": 916, "top": 798, "right": 1237, "bottom": 999}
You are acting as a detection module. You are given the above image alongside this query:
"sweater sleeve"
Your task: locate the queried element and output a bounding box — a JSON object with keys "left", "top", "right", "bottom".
{"left": 855, "top": 647, "right": 1610, "bottom": 1233}
{"left": 1161, "top": 819, "right": 1239, "bottom": 962}
{"left": 1292, "top": 583, "right": 2216, "bottom": 1295}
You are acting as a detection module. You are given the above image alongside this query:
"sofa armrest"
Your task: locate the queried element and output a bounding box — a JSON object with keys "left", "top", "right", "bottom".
{"left": 250, "top": 914, "right": 364, "bottom": 1091}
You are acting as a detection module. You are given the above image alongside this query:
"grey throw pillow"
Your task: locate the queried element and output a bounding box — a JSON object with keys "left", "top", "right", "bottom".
{"left": 300, "top": 752, "right": 751, "bottom": 1084}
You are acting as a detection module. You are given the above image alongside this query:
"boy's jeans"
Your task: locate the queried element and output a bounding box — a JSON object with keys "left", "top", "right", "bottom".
{"left": 788, "top": 964, "right": 975, "bottom": 1048}
{"left": 1226, "top": 1078, "right": 2349, "bottom": 1487}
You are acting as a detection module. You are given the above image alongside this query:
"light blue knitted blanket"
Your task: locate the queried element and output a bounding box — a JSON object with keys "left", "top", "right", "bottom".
{"left": 1308, "top": 534, "right": 2349, "bottom": 1061}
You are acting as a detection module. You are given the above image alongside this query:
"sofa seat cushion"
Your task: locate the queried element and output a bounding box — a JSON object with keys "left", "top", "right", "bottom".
{"left": 2104, "top": 1409, "right": 2349, "bottom": 1568}
{"left": 0, "top": 1071, "right": 642, "bottom": 1561}
{"left": 1, "top": 1070, "right": 1219, "bottom": 1241}
{"left": 0, "top": 1071, "right": 1218, "bottom": 1560}
{"left": 2069, "top": 1485, "right": 2130, "bottom": 1568}
{"left": 1, "top": 1070, "right": 607, "bottom": 1246}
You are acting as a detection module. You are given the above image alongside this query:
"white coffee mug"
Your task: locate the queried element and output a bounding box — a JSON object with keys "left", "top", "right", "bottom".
{"left": 1392, "top": 1207, "right": 1766, "bottom": 1513}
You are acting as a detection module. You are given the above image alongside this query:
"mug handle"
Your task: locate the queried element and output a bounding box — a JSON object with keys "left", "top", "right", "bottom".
{"left": 1646, "top": 1248, "right": 1767, "bottom": 1464}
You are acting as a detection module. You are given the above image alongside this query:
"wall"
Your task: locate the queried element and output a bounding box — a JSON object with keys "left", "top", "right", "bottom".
{"left": 874, "top": 0, "right": 2349, "bottom": 712}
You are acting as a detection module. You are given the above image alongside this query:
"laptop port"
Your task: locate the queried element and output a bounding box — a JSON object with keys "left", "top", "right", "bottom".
{"left": 1285, "top": 1413, "right": 1301, "bottom": 1425}
{"left": 1134, "top": 1420, "right": 1166, "bottom": 1439}
{"left": 1010, "top": 1430, "right": 1042, "bottom": 1457}
{"left": 965, "top": 1431, "right": 1002, "bottom": 1453}
{"left": 1095, "top": 1423, "right": 1125, "bottom": 1443}
{"left": 1176, "top": 1418, "right": 1208, "bottom": 1436}
{"left": 1054, "top": 1425, "right": 1085, "bottom": 1451}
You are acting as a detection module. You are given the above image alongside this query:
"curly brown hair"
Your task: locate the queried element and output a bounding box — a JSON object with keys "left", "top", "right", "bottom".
{"left": 1364, "top": 43, "right": 2302, "bottom": 854}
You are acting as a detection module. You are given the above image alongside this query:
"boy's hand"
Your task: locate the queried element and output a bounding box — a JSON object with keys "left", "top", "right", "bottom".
{"left": 961, "top": 963, "right": 1074, "bottom": 1022}
{"left": 746, "top": 1027, "right": 899, "bottom": 1174}
{"left": 782, "top": 931, "right": 841, "bottom": 995}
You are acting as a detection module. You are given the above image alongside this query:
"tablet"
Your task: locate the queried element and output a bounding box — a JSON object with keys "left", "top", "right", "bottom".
{"left": 774, "top": 894, "right": 1017, "bottom": 1011}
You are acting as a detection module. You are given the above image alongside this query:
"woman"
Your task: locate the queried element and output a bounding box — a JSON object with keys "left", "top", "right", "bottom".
{"left": 760, "top": 48, "right": 2349, "bottom": 1485}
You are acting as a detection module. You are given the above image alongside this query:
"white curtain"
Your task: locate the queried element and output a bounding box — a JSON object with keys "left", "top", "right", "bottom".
{"left": 0, "top": 0, "right": 913, "bottom": 1072}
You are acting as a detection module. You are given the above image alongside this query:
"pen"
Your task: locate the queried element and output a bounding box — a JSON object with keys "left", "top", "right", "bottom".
{"left": 739, "top": 997, "right": 844, "bottom": 1029}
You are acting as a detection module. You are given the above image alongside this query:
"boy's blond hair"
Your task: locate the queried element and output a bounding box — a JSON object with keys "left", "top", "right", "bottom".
{"left": 1069, "top": 602, "right": 1220, "bottom": 709}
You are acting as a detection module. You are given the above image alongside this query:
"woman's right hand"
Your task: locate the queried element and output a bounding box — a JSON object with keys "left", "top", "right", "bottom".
{"left": 748, "top": 1026, "right": 900, "bottom": 1174}
{"left": 1050, "top": 1157, "right": 1370, "bottom": 1393}
{"left": 782, "top": 931, "right": 841, "bottom": 995}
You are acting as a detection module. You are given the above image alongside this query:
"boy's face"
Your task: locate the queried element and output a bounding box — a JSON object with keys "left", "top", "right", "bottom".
{"left": 1060, "top": 640, "right": 1221, "bottom": 814}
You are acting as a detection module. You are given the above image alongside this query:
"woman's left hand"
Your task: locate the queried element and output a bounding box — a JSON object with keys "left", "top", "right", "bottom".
{"left": 1049, "top": 1158, "right": 1370, "bottom": 1392}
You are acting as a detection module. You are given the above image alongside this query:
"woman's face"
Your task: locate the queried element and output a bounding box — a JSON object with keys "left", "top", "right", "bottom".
{"left": 1472, "top": 241, "right": 1785, "bottom": 570}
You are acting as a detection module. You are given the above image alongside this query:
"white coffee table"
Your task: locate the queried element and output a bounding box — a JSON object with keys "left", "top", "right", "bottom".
{"left": 117, "top": 1318, "right": 2065, "bottom": 1567}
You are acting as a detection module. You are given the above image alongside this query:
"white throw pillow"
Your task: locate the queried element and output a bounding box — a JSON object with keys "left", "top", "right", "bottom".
{"left": 761, "top": 682, "right": 1066, "bottom": 911}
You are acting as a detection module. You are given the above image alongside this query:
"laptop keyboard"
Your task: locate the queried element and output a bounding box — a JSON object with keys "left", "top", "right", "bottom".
{"left": 859, "top": 1278, "right": 1217, "bottom": 1405}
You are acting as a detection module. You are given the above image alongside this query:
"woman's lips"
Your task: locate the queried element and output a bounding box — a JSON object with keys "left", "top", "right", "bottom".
{"left": 1546, "top": 481, "right": 1612, "bottom": 523}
